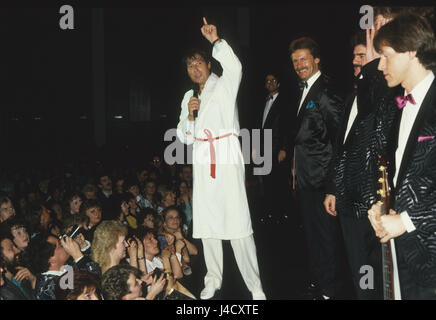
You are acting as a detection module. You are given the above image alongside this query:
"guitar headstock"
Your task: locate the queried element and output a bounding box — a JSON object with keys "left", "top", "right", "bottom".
{"left": 377, "top": 155, "right": 390, "bottom": 215}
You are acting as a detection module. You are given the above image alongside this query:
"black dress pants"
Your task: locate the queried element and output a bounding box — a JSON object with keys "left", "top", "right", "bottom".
{"left": 339, "top": 214, "right": 383, "bottom": 299}
{"left": 298, "top": 188, "right": 338, "bottom": 297}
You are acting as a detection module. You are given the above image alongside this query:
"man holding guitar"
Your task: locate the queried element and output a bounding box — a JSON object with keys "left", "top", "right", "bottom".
{"left": 368, "top": 13, "right": 436, "bottom": 299}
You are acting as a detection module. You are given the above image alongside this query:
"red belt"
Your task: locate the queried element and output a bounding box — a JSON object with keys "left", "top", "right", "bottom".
{"left": 195, "top": 129, "right": 238, "bottom": 179}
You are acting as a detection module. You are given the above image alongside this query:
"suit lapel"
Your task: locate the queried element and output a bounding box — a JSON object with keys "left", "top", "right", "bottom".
{"left": 295, "top": 76, "right": 324, "bottom": 135}
{"left": 339, "top": 92, "right": 357, "bottom": 147}
{"left": 395, "top": 79, "right": 436, "bottom": 189}
{"left": 263, "top": 94, "right": 280, "bottom": 128}
{"left": 387, "top": 109, "right": 403, "bottom": 189}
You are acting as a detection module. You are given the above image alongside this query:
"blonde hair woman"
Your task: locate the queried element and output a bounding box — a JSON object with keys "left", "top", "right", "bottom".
{"left": 91, "top": 220, "right": 130, "bottom": 274}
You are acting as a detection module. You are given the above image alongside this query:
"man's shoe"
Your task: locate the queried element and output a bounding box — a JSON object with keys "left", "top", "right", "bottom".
{"left": 200, "top": 287, "right": 219, "bottom": 300}
{"left": 312, "top": 294, "right": 333, "bottom": 300}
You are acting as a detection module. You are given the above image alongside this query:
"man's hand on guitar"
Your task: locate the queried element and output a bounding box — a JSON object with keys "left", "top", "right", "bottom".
{"left": 368, "top": 203, "right": 384, "bottom": 237}
{"left": 369, "top": 205, "right": 407, "bottom": 242}
{"left": 378, "top": 210, "right": 407, "bottom": 243}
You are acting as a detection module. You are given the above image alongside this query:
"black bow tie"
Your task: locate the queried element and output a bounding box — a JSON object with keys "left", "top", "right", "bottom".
{"left": 298, "top": 81, "right": 308, "bottom": 89}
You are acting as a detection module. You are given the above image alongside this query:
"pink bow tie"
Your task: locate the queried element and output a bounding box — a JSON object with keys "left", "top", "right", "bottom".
{"left": 395, "top": 94, "right": 416, "bottom": 109}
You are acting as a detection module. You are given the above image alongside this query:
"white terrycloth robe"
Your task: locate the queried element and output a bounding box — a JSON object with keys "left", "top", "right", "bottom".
{"left": 176, "top": 40, "right": 253, "bottom": 240}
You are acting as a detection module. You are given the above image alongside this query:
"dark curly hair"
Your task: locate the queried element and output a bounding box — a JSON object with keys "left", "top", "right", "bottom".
{"left": 26, "top": 233, "right": 55, "bottom": 275}
{"left": 101, "top": 264, "right": 143, "bottom": 300}
{"left": 0, "top": 231, "right": 14, "bottom": 271}
{"left": 136, "top": 208, "right": 158, "bottom": 228}
{"left": 134, "top": 225, "right": 157, "bottom": 243}
{"left": 23, "top": 201, "right": 50, "bottom": 236}
{"left": 79, "top": 199, "right": 102, "bottom": 216}
{"left": 55, "top": 270, "right": 101, "bottom": 300}
{"left": 289, "top": 37, "right": 321, "bottom": 60}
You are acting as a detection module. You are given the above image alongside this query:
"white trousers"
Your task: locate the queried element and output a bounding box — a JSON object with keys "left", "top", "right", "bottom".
{"left": 202, "top": 234, "right": 266, "bottom": 299}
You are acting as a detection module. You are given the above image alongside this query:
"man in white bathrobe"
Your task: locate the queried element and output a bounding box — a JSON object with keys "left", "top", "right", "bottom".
{"left": 176, "top": 18, "right": 266, "bottom": 300}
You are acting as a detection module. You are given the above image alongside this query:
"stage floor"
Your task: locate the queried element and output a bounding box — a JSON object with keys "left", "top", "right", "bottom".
{"left": 180, "top": 189, "right": 355, "bottom": 300}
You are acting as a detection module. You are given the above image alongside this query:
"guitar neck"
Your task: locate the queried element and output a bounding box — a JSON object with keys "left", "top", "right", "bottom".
{"left": 381, "top": 242, "right": 394, "bottom": 300}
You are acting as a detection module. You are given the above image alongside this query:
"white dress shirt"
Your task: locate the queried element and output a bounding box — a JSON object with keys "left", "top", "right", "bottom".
{"left": 343, "top": 74, "right": 363, "bottom": 143}
{"left": 344, "top": 97, "right": 359, "bottom": 143}
{"left": 262, "top": 92, "right": 279, "bottom": 128}
{"left": 297, "top": 70, "right": 321, "bottom": 115}
{"left": 394, "top": 71, "right": 435, "bottom": 232}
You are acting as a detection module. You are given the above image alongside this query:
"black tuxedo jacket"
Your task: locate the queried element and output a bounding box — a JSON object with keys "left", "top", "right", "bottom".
{"left": 390, "top": 78, "right": 436, "bottom": 288}
{"left": 293, "top": 74, "right": 344, "bottom": 190}
{"left": 255, "top": 92, "right": 292, "bottom": 159}
{"left": 327, "top": 60, "right": 402, "bottom": 219}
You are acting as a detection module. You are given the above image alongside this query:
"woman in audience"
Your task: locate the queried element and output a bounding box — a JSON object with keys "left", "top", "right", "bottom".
{"left": 91, "top": 220, "right": 139, "bottom": 275}
{"left": 5, "top": 217, "right": 30, "bottom": 252}
{"left": 142, "top": 179, "right": 159, "bottom": 209}
{"left": 137, "top": 226, "right": 183, "bottom": 280}
{"left": 0, "top": 196, "right": 16, "bottom": 224}
{"left": 49, "top": 201, "right": 64, "bottom": 222}
{"left": 112, "top": 193, "right": 130, "bottom": 228}
{"left": 24, "top": 201, "right": 53, "bottom": 239}
{"left": 156, "top": 185, "right": 176, "bottom": 214}
{"left": 65, "top": 193, "right": 83, "bottom": 216}
{"left": 136, "top": 208, "right": 157, "bottom": 230}
{"left": 176, "top": 180, "right": 193, "bottom": 231}
{"left": 158, "top": 206, "right": 198, "bottom": 276}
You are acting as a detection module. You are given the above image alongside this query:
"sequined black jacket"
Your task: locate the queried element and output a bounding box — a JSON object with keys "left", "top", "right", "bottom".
{"left": 326, "top": 59, "right": 401, "bottom": 219}
{"left": 35, "top": 255, "right": 101, "bottom": 300}
{"left": 392, "top": 78, "right": 436, "bottom": 288}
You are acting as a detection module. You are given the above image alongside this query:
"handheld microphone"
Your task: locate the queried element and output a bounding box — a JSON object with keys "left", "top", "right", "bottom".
{"left": 193, "top": 84, "right": 199, "bottom": 119}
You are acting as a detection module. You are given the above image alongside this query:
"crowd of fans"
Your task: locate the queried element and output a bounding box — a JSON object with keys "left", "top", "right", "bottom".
{"left": 0, "top": 155, "right": 200, "bottom": 300}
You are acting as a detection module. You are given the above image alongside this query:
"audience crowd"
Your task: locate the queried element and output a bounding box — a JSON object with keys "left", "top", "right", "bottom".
{"left": 0, "top": 155, "right": 199, "bottom": 300}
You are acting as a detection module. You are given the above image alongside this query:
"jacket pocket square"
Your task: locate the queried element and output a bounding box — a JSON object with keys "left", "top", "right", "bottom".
{"left": 305, "top": 101, "right": 315, "bottom": 109}
{"left": 418, "top": 135, "right": 435, "bottom": 142}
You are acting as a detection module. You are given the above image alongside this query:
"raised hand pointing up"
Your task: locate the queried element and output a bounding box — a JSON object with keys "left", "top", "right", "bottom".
{"left": 200, "top": 17, "right": 220, "bottom": 44}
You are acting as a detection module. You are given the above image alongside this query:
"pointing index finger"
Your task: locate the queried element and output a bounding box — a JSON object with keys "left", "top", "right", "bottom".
{"left": 203, "top": 17, "right": 208, "bottom": 25}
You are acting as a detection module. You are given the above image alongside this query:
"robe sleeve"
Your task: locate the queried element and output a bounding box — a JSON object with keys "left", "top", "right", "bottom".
{"left": 177, "top": 90, "right": 196, "bottom": 145}
{"left": 212, "top": 39, "right": 242, "bottom": 107}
